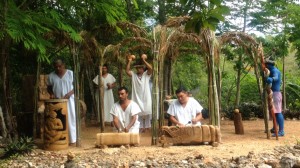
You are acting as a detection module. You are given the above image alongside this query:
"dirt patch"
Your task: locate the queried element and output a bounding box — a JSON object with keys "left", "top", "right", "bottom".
{"left": 2, "top": 119, "right": 300, "bottom": 167}
{"left": 74, "top": 119, "right": 299, "bottom": 158}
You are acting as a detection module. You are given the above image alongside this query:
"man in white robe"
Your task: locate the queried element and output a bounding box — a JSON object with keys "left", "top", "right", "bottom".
{"left": 167, "top": 86, "right": 203, "bottom": 126}
{"left": 110, "top": 87, "right": 141, "bottom": 133}
{"left": 126, "top": 54, "right": 152, "bottom": 132}
{"left": 93, "top": 64, "right": 116, "bottom": 124}
{"left": 47, "top": 58, "right": 76, "bottom": 145}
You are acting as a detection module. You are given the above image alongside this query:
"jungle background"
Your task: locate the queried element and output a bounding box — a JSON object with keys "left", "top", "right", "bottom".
{"left": 1, "top": 0, "right": 300, "bottom": 146}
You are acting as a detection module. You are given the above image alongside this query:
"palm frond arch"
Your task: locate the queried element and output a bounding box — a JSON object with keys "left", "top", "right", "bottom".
{"left": 217, "top": 32, "right": 269, "bottom": 137}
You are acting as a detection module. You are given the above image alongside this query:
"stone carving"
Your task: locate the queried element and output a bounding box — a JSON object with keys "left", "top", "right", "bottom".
{"left": 44, "top": 101, "right": 68, "bottom": 150}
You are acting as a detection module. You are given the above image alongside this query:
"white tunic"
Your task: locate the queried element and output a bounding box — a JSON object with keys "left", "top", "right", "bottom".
{"left": 167, "top": 98, "right": 203, "bottom": 126}
{"left": 131, "top": 71, "right": 152, "bottom": 116}
{"left": 110, "top": 101, "right": 141, "bottom": 133}
{"left": 93, "top": 74, "right": 116, "bottom": 122}
{"left": 47, "top": 70, "right": 76, "bottom": 143}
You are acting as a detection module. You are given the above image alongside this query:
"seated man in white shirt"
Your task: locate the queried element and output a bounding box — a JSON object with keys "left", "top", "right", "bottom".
{"left": 167, "top": 86, "right": 203, "bottom": 127}
{"left": 110, "top": 87, "right": 141, "bottom": 133}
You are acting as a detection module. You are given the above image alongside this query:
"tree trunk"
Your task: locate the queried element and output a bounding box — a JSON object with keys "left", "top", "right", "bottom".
{"left": 33, "top": 60, "right": 41, "bottom": 139}
{"left": 216, "top": 58, "right": 222, "bottom": 114}
{"left": 151, "top": 27, "right": 160, "bottom": 145}
{"left": 71, "top": 43, "right": 81, "bottom": 146}
{"left": 235, "top": 55, "right": 242, "bottom": 108}
{"left": 0, "top": 37, "right": 15, "bottom": 141}
{"left": 158, "top": 0, "right": 166, "bottom": 25}
{"left": 125, "top": 0, "right": 135, "bottom": 23}
{"left": 282, "top": 56, "right": 286, "bottom": 111}
{"left": 98, "top": 65, "right": 104, "bottom": 132}
{"left": 204, "top": 30, "right": 220, "bottom": 127}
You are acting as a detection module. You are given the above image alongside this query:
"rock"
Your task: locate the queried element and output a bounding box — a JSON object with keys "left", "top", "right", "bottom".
{"left": 265, "top": 159, "right": 279, "bottom": 167}
{"left": 280, "top": 154, "right": 298, "bottom": 168}
{"left": 257, "top": 163, "right": 272, "bottom": 168}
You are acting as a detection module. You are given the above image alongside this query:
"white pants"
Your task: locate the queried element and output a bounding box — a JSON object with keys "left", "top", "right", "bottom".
{"left": 138, "top": 114, "right": 152, "bottom": 128}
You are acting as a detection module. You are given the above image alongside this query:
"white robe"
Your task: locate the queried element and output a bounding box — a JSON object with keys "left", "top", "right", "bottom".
{"left": 47, "top": 70, "right": 76, "bottom": 143}
{"left": 167, "top": 97, "right": 203, "bottom": 126}
{"left": 93, "top": 74, "right": 116, "bottom": 122}
{"left": 131, "top": 71, "right": 152, "bottom": 116}
{"left": 110, "top": 101, "right": 141, "bottom": 133}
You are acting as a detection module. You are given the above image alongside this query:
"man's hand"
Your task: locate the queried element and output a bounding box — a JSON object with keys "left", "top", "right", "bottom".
{"left": 63, "top": 92, "right": 72, "bottom": 99}
{"left": 176, "top": 123, "right": 185, "bottom": 127}
{"left": 191, "top": 119, "right": 198, "bottom": 124}
{"left": 50, "top": 94, "right": 56, "bottom": 99}
{"left": 106, "top": 83, "right": 111, "bottom": 89}
{"left": 141, "top": 54, "right": 147, "bottom": 60}
{"left": 266, "top": 77, "right": 273, "bottom": 84}
{"left": 124, "top": 127, "right": 129, "bottom": 133}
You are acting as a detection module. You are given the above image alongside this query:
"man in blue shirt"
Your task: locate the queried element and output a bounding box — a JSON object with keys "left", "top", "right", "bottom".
{"left": 265, "top": 57, "right": 284, "bottom": 137}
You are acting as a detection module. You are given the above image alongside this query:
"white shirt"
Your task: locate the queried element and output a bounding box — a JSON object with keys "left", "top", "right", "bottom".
{"left": 93, "top": 74, "right": 116, "bottom": 122}
{"left": 110, "top": 101, "right": 141, "bottom": 133}
{"left": 167, "top": 97, "right": 203, "bottom": 126}
{"left": 131, "top": 71, "right": 152, "bottom": 115}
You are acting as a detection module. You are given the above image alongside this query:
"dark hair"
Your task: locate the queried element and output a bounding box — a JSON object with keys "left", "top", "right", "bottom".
{"left": 265, "top": 57, "right": 275, "bottom": 65}
{"left": 118, "top": 86, "right": 129, "bottom": 93}
{"left": 175, "top": 85, "right": 188, "bottom": 94}
{"left": 103, "top": 63, "right": 108, "bottom": 69}
{"left": 53, "top": 57, "right": 65, "bottom": 65}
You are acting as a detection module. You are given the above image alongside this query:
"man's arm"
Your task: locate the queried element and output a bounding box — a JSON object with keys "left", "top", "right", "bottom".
{"left": 142, "top": 55, "right": 153, "bottom": 75}
{"left": 47, "top": 85, "right": 55, "bottom": 99}
{"left": 126, "top": 58, "right": 133, "bottom": 77}
{"left": 107, "top": 82, "right": 116, "bottom": 90}
{"left": 112, "top": 115, "right": 123, "bottom": 132}
{"left": 63, "top": 89, "right": 74, "bottom": 99}
{"left": 124, "top": 114, "right": 137, "bottom": 133}
{"left": 192, "top": 113, "right": 203, "bottom": 124}
{"left": 169, "top": 115, "right": 184, "bottom": 127}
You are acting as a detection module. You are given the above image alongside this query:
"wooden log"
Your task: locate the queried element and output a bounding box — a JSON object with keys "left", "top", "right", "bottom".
{"left": 159, "top": 125, "right": 221, "bottom": 146}
{"left": 233, "top": 109, "right": 244, "bottom": 135}
{"left": 202, "top": 125, "right": 211, "bottom": 142}
{"left": 96, "top": 133, "right": 140, "bottom": 146}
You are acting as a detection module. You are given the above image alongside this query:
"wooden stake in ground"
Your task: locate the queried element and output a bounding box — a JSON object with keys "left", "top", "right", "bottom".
{"left": 233, "top": 109, "right": 244, "bottom": 135}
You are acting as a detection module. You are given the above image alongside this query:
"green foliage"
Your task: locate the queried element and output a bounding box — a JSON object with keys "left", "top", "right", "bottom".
{"left": 172, "top": 53, "right": 206, "bottom": 100}
{"left": 185, "top": 0, "right": 230, "bottom": 33}
{"left": 223, "top": 102, "right": 263, "bottom": 120}
{"left": 2, "top": 1, "right": 81, "bottom": 62}
{"left": 3, "top": 137, "right": 35, "bottom": 158}
{"left": 286, "top": 82, "right": 300, "bottom": 114}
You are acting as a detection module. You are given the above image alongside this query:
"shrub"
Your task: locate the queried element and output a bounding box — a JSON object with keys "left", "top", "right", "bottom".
{"left": 223, "top": 102, "right": 263, "bottom": 120}
{"left": 3, "top": 136, "right": 34, "bottom": 158}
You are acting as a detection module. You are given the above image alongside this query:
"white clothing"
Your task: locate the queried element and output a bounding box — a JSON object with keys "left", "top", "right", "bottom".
{"left": 110, "top": 101, "right": 141, "bottom": 133}
{"left": 93, "top": 74, "right": 116, "bottom": 122}
{"left": 47, "top": 70, "right": 76, "bottom": 143}
{"left": 167, "top": 97, "right": 203, "bottom": 126}
{"left": 131, "top": 71, "right": 152, "bottom": 116}
{"left": 139, "top": 114, "right": 152, "bottom": 128}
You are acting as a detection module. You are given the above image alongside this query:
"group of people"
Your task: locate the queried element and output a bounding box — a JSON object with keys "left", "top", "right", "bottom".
{"left": 46, "top": 55, "right": 285, "bottom": 145}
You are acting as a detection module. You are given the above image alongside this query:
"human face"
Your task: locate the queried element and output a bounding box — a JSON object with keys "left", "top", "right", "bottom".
{"left": 176, "top": 91, "right": 189, "bottom": 105}
{"left": 118, "top": 89, "right": 128, "bottom": 102}
{"left": 135, "top": 66, "right": 145, "bottom": 74}
{"left": 102, "top": 66, "right": 108, "bottom": 74}
{"left": 53, "top": 61, "right": 65, "bottom": 75}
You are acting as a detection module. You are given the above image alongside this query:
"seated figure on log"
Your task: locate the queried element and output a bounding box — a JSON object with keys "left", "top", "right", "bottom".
{"left": 44, "top": 109, "right": 66, "bottom": 146}
{"left": 167, "top": 86, "right": 203, "bottom": 127}
{"left": 110, "top": 87, "right": 141, "bottom": 133}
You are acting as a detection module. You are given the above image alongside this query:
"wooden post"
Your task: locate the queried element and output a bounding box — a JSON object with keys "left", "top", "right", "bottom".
{"left": 233, "top": 109, "right": 244, "bottom": 135}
